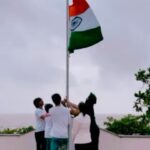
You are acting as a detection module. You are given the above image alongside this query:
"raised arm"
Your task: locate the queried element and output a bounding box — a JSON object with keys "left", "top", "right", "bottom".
{"left": 62, "top": 98, "right": 80, "bottom": 116}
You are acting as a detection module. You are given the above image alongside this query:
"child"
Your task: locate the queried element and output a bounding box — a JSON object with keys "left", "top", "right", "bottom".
{"left": 85, "top": 93, "right": 100, "bottom": 150}
{"left": 72, "top": 102, "right": 92, "bottom": 150}
{"left": 33, "top": 97, "right": 46, "bottom": 150}
{"left": 50, "top": 93, "right": 71, "bottom": 150}
{"left": 44, "top": 103, "right": 53, "bottom": 150}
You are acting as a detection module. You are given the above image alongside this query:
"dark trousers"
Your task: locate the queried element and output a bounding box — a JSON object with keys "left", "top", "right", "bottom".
{"left": 75, "top": 142, "right": 92, "bottom": 150}
{"left": 90, "top": 118, "right": 100, "bottom": 150}
{"left": 35, "top": 131, "right": 46, "bottom": 150}
{"left": 90, "top": 127, "right": 100, "bottom": 150}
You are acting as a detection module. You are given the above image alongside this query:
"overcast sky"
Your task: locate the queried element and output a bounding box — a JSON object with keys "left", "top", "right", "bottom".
{"left": 0, "top": 0, "right": 150, "bottom": 114}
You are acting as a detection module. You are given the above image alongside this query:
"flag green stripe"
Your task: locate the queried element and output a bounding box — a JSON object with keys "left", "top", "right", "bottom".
{"left": 68, "top": 27, "right": 103, "bottom": 53}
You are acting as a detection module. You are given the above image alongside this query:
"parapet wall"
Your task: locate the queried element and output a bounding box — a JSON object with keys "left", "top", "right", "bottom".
{"left": 99, "top": 129, "right": 150, "bottom": 150}
{"left": 0, "top": 131, "right": 36, "bottom": 150}
{"left": 1, "top": 129, "right": 150, "bottom": 150}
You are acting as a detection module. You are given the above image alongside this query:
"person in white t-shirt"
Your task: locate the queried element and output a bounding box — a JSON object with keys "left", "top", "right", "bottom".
{"left": 49, "top": 93, "right": 71, "bottom": 150}
{"left": 63, "top": 93, "right": 100, "bottom": 150}
{"left": 72, "top": 102, "right": 92, "bottom": 150}
{"left": 33, "top": 97, "right": 47, "bottom": 150}
{"left": 44, "top": 103, "right": 53, "bottom": 150}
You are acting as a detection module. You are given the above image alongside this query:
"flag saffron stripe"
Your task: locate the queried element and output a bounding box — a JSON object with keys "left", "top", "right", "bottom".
{"left": 69, "top": 0, "right": 89, "bottom": 17}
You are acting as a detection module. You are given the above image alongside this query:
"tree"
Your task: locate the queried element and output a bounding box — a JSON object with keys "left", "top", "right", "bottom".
{"left": 134, "top": 67, "right": 150, "bottom": 116}
{"left": 104, "top": 67, "right": 150, "bottom": 135}
{"left": 104, "top": 114, "right": 150, "bottom": 135}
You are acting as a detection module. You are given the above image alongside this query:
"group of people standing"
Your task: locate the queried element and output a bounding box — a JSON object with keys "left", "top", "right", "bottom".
{"left": 33, "top": 92, "right": 100, "bottom": 150}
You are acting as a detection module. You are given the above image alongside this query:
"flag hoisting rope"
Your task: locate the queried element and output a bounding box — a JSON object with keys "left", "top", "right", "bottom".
{"left": 66, "top": 0, "right": 103, "bottom": 149}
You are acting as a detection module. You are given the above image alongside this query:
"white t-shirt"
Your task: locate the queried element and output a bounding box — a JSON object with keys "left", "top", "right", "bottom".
{"left": 49, "top": 105, "right": 71, "bottom": 138}
{"left": 44, "top": 115, "right": 52, "bottom": 138}
{"left": 35, "top": 108, "right": 45, "bottom": 132}
{"left": 72, "top": 113, "right": 91, "bottom": 144}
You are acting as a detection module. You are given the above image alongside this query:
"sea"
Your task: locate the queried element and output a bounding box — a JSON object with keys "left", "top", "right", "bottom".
{"left": 0, "top": 113, "right": 124, "bottom": 130}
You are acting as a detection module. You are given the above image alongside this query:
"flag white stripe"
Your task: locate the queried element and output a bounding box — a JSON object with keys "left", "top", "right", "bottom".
{"left": 70, "top": 8, "right": 100, "bottom": 32}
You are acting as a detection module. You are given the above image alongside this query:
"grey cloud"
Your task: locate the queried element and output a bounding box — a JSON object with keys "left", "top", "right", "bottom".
{"left": 0, "top": 0, "right": 150, "bottom": 114}
{"left": 0, "top": 50, "right": 65, "bottom": 84}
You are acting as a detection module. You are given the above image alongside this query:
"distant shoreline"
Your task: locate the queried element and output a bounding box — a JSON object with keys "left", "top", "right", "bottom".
{"left": 0, "top": 113, "right": 130, "bottom": 130}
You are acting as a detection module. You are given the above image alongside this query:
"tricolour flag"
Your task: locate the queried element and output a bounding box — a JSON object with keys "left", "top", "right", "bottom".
{"left": 68, "top": 0, "right": 103, "bottom": 53}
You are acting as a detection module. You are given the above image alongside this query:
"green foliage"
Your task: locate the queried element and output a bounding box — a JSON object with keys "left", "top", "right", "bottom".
{"left": 104, "top": 67, "right": 150, "bottom": 135}
{"left": 134, "top": 68, "right": 150, "bottom": 115}
{"left": 104, "top": 114, "right": 150, "bottom": 135}
{"left": 0, "top": 126, "right": 34, "bottom": 135}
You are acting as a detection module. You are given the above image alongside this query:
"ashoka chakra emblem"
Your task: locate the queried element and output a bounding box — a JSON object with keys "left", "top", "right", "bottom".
{"left": 71, "top": 17, "right": 82, "bottom": 31}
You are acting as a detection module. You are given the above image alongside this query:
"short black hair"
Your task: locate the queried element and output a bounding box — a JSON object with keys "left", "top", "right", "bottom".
{"left": 51, "top": 93, "right": 61, "bottom": 106}
{"left": 33, "top": 97, "right": 42, "bottom": 108}
{"left": 45, "top": 103, "right": 53, "bottom": 113}
{"left": 78, "top": 102, "right": 87, "bottom": 116}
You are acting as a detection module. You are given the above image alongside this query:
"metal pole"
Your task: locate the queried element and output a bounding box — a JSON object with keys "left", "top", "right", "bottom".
{"left": 66, "top": 0, "right": 69, "bottom": 101}
{"left": 67, "top": 2, "right": 75, "bottom": 150}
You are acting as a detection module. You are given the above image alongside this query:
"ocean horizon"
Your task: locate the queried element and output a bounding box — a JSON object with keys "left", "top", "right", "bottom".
{"left": 0, "top": 113, "right": 126, "bottom": 130}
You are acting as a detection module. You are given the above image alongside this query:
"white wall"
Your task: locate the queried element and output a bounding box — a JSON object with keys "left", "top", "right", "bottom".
{"left": 1, "top": 130, "right": 150, "bottom": 150}
{"left": 99, "top": 129, "right": 120, "bottom": 150}
{"left": 0, "top": 131, "right": 36, "bottom": 150}
{"left": 99, "top": 129, "right": 150, "bottom": 150}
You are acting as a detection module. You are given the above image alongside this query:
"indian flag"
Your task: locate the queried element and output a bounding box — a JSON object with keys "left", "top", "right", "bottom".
{"left": 68, "top": 0, "right": 103, "bottom": 53}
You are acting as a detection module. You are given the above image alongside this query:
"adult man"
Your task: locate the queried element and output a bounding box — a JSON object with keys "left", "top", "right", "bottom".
{"left": 49, "top": 93, "right": 71, "bottom": 150}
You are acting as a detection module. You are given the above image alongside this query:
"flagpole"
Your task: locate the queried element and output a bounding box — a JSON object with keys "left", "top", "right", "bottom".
{"left": 66, "top": 1, "right": 73, "bottom": 150}
{"left": 65, "top": 0, "right": 76, "bottom": 146}
{"left": 66, "top": 0, "right": 69, "bottom": 101}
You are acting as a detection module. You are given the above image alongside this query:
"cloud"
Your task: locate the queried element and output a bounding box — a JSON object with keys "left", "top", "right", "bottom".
{"left": 0, "top": 0, "right": 150, "bottom": 114}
